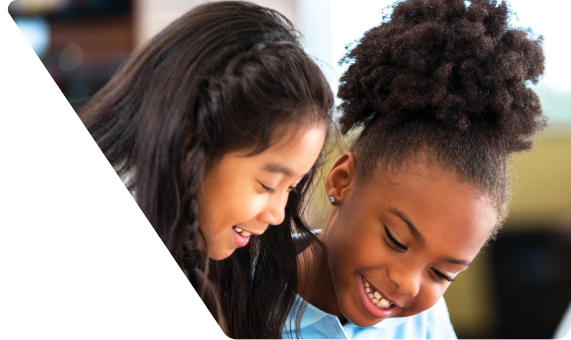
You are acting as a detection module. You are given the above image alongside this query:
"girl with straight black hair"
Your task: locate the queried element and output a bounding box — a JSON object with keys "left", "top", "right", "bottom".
{"left": 79, "top": 1, "right": 333, "bottom": 338}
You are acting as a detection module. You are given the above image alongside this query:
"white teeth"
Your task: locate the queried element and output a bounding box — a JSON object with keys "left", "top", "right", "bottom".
{"left": 362, "top": 277, "right": 394, "bottom": 309}
{"left": 233, "top": 227, "right": 251, "bottom": 237}
{"left": 379, "top": 298, "right": 390, "bottom": 308}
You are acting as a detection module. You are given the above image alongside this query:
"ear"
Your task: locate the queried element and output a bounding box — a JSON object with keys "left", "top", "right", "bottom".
{"left": 325, "top": 152, "right": 356, "bottom": 205}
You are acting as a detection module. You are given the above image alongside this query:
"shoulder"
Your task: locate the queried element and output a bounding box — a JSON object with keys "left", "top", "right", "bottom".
{"left": 424, "top": 297, "right": 457, "bottom": 339}
{"left": 345, "top": 297, "right": 456, "bottom": 339}
{"left": 399, "top": 297, "right": 457, "bottom": 339}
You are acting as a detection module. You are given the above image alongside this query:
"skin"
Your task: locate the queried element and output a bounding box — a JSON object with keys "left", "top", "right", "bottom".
{"left": 300, "top": 152, "right": 497, "bottom": 327}
{"left": 198, "top": 122, "right": 327, "bottom": 260}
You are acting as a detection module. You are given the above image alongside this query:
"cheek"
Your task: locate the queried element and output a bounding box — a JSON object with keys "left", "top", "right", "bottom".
{"left": 330, "top": 205, "right": 388, "bottom": 259}
{"left": 216, "top": 194, "right": 264, "bottom": 228}
{"left": 202, "top": 176, "right": 262, "bottom": 225}
{"left": 407, "top": 281, "right": 448, "bottom": 316}
{"left": 327, "top": 218, "right": 389, "bottom": 278}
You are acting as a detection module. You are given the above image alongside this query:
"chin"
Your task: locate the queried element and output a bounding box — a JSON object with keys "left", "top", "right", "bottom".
{"left": 342, "top": 307, "right": 378, "bottom": 328}
{"left": 352, "top": 315, "right": 385, "bottom": 328}
{"left": 208, "top": 247, "right": 236, "bottom": 261}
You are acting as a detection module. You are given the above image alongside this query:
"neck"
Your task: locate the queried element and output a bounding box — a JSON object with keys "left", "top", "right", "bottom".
{"left": 297, "top": 206, "right": 346, "bottom": 322}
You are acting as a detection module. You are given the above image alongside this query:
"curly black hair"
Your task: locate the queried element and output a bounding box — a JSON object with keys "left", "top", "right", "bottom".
{"left": 338, "top": 0, "right": 546, "bottom": 228}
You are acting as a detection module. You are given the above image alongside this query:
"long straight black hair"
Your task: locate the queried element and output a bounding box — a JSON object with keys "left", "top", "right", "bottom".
{"left": 79, "top": 1, "right": 333, "bottom": 338}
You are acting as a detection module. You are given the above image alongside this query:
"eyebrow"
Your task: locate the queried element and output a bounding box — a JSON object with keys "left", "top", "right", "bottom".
{"left": 387, "top": 207, "right": 426, "bottom": 247}
{"left": 263, "top": 163, "right": 293, "bottom": 176}
{"left": 387, "top": 206, "right": 471, "bottom": 267}
{"left": 439, "top": 256, "right": 472, "bottom": 267}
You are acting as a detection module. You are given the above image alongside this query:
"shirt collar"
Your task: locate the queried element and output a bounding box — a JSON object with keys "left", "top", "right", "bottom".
{"left": 290, "top": 294, "right": 407, "bottom": 330}
{"left": 369, "top": 317, "right": 407, "bottom": 328}
{"left": 286, "top": 294, "right": 331, "bottom": 330}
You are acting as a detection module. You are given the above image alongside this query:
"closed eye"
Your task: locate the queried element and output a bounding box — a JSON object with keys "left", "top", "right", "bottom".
{"left": 431, "top": 267, "right": 455, "bottom": 282}
{"left": 385, "top": 226, "right": 407, "bottom": 251}
{"left": 261, "top": 183, "right": 298, "bottom": 194}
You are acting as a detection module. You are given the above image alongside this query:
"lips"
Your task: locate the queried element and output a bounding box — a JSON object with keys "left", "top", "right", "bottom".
{"left": 231, "top": 226, "right": 266, "bottom": 248}
{"left": 232, "top": 226, "right": 264, "bottom": 236}
{"left": 362, "top": 276, "right": 403, "bottom": 308}
{"left": 356, "top": 274, "right": 401, "bottom": 319}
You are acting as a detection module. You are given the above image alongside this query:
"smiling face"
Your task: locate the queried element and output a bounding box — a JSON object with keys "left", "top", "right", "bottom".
{"left": 318, "top": 152, "right": 497, "bottom": 327}
{"left": 198, "top": 122, "right": 327, "bottom": 260}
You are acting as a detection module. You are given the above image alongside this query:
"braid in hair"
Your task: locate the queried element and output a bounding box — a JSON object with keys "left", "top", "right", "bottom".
{"left": 79, "top": 1, "right": 334, "bottom": 337}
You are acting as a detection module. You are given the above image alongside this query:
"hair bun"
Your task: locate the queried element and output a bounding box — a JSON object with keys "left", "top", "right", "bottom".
{"left": 338, "top": 0, "right": 546, "bottom": 153}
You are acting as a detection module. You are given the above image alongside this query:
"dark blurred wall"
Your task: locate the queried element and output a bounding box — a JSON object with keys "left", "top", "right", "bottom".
{"left": 9, "top": 0, "right": 134, "bottom": 110}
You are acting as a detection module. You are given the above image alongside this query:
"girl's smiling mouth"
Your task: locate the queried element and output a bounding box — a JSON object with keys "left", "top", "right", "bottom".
{"left": 232, "top": 226, "right": 264, "bottom": 248}
{"left": 232, "top": 226, "right": 253, "bottom": 237}
{"left": 357, "top": 274, "right": 401, "bottom": 319}
{"left": 232, "top": 226, "right": 253, "bottom": 247}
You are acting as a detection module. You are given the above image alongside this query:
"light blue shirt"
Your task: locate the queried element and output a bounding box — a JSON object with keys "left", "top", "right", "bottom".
{"left": 282, "top": 295, "right": 457, "bottom": 339}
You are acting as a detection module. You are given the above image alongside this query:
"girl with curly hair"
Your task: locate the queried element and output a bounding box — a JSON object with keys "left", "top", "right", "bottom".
{"left": 284, "top": 0, "right": 546, "bottom": 338}
{"left": 78, "top": 1, "right": 333, "bottom": 338}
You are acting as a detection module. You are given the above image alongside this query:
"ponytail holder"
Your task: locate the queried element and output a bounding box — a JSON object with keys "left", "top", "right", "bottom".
{"left": 183, "top": 255, "right": 198, "bottom": 271}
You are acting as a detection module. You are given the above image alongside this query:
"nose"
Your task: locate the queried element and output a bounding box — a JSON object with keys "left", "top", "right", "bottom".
{"left": 259, "top": 190, "right": 288, "bottom": 226}
{"left": 389, "top": 266, "right": 421, "bottom": 297}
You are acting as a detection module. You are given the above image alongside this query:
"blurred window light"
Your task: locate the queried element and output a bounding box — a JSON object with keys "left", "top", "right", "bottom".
{"left": 508, "top": 0, "right": 571, "bottom": 123}
{"left": 510, "top": 1, "right": 571, "bottom": 91}
{"left": 13, "top": 17, "right": 50, "bottom": 58}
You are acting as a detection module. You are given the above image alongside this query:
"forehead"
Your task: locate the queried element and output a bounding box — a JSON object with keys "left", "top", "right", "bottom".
{"left": 356, "top": 160, "right": 497, "bottom": 259}
{"left": 266, "top": 122, "right": 324, "bottom": 152}
{"left": 231, "top": 122, "right": 326, "bottom": 175}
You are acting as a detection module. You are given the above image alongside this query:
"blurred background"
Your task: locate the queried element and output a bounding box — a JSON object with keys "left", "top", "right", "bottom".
{"left": 9, "top": 0, "right": 571, "bottom": 338}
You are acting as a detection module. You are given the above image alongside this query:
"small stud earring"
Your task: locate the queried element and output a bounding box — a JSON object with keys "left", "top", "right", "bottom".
{"left": 329, "top": 196, "right": 335, "bottom": 203}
